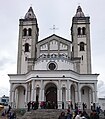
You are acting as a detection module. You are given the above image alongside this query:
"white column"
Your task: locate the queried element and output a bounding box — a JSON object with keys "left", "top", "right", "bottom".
{"left": 27, "top": 90, "right": 31, "bottom": 102}
{"left": 27, "top": 83, "right": 29, "bottom": 102}
{"left": 66, "top": 88, "right": 67, "bottom": 101}
{"left": 60, "top": 88, "right": 62, "bottom": 102}
{"left": 41, "top": 80, "right": 43, "bottom": 101}
{"left": 92, "top": 83, "right": 95, "bottom": 103}
{"left": 25, "top": 85, "right": 28, "bottom": 107}
{"left": 66, "top": 88, "right": 68, "bottom": 109}
{"left": 12, "top": 91, "right": 15, "bottom": 108}
{"left": 67, "top": 80, "right": 72, "bottom": 102}
{"left": 40, "top": 80, "right": 43, "bottom": 101}
{"left": 57, "top": 89, "right": 60, "bottom": 101}
{"left": 69, "top": 89, "right": 71, "bottom": 101}
{"left": 42, "top": 89, "right": 44, "bottom": 101}
{"left": 15, "top": 89, "right": 18, "bottom": 108}
{"left": 12, "top": 91, "right": 14, "bottom": 102}
{"left": 89, "top": 89, "right": 92, "bottom": 109}
{"left": 92, "top": 91, "right": 95, "bottom": 103}
{"left": 79, "top": 91, "right": 81, "bottom": 102}
{"left": 58, "top": 80, "right": 62, "bottom": 109}
{"left": 9, "top": 83, "right": 13, "bottom": 105}
{"left": 67, "top": 80, "right": 69, "bottom": 101}
{"left": 57, "top": 80, "right": 60, "bottom": 102}
{"left": 31, "top": 80, "right": 35, "bottom": 101}
{"left": 75, "top": 90, "right": 78, "bottom": 103}
{"left": 59, "top": 80, "right": 61, "bottom": 101}
{"left": 27, "top": 83, "right": 31, "bottom": 102}
{"left": 33, "top": 89, "right": 36, "bottom": 101}
{"left": 94, "top": 83, "right": 98, "bottom": 103}
{"left": 78, "top": 83, "right": 81, "bottom": 102}
{"left": 78, "top": 83, "right": 82, "bottom": 109}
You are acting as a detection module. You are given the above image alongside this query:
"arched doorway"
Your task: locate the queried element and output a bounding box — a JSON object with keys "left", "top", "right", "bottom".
{"left": 15, "top": 85, "right": 25, "bottom": 108}
{"left": 71, "top": 85, "right": 75, "bottom": 109}
{"left": 81, "top": 86, "right": 92, "bottom": 109}
{"left": 36, "top": 87, "right": 40, "bottom": 102}
{"left": 62, "top": 87, "right": 66, "bottom": 109}
{"left": 45, "top": 83, "right": 57, "bottom": 109}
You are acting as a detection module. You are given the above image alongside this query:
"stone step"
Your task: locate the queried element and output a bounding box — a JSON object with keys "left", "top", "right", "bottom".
{"left": 21, "top": 109, "right": 67, "bottom": 119}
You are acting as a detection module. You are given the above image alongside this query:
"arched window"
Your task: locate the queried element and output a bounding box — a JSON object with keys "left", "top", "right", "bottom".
{"left": 80, "top": 42, "right": 85, "bottom": 51}
{"left": 23, "top": 28, "right": 27, "bottom": 36}
{"left": 25, "top": 43, "right": 29, "bottom": 52}
{"left": 82, "top": 55, "right": 83, "bottom": 60}
{"left": 72, "top": 46, "right": 74, "bottom": 52}
{"left": 28, "top": 28, "right": 32, "bottom": 36}
{"left": 82, "top": 27, "right": 86, "bottom": 35}
{"left": 82, "top": 89, "right": 84, "bottom": 95}
{"left": 78, "top": 27, "right": 81, "bottom": 35}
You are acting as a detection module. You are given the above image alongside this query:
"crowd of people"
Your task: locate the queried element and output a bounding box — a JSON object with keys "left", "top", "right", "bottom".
{"left": 27, "top": 100, "right": 58, "bottom": 111}
{"left": 58, "top": 109, "right": 100, "bottom": 119}
{"left": 1, "top": 105, "right": 16, "bottom": 119}
{"left": 58, "top": 101, "right": 102, "bottom": 119}
{"left": 40, "top": 101, "right": 57, "bottom": 109}
{"left": 27, "top": 101, "right": 39, "bottom": 111}
{"left": 1, "top": 101, "right": 103, "bottom": 119}
{"left": 27, "top": 101, "right": 101, "bottom": 119}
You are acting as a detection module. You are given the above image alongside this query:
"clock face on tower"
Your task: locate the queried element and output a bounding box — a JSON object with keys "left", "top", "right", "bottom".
{"left": 48, "top": 62, "right": 57, "bottom": 70}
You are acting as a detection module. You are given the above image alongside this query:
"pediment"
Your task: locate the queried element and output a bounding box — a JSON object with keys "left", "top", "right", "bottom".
{"left": 37, "top": 34, "right": 71, "bottom": 48}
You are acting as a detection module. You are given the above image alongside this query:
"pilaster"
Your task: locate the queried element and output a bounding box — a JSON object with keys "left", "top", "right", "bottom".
{"left": 31, "top": 80, "right": 35, "bottom": 101}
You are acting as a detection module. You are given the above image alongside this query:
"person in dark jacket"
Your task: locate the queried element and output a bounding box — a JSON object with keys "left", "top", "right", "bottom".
{"left": 90, "top": 110, "right": 99, "bottom": 119}
{"left": 83, "top": 110, "right": 90, "bottom": 119}
{"left": 66, "top": 112, "right": 72, "bottom": 119}
{"left": 66, "top": 109, "right": 72, "bottom": 119}
{"left": 27, "top": 101, "right": 31, "bottom": 111}
{"left": 58, "top": 111, "right": 66, "bottom": 119}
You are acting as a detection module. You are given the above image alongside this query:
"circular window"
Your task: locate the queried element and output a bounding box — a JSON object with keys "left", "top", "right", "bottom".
{"left": 48, "top": 62, "right": 56, "bottom": 70}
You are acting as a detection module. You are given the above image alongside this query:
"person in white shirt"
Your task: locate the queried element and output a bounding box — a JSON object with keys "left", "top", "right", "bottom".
{"left": 75, "top": 111, "right": 81, "bottom": 119}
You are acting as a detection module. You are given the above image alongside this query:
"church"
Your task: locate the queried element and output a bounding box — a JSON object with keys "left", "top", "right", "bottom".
{"left": 8, "top": 6, "right": 99, "bottom": 109}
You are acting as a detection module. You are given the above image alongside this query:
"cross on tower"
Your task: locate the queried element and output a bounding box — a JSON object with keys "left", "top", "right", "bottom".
{"left": 50, "top": 25, "right": 58, "bottom": 34}
{"left": 78, "top": 3, "right": 80, "bottom": 6}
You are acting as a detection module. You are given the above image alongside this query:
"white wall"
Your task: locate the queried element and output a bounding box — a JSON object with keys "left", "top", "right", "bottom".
{"left": 98, "top": 98, "right": 105, "bottom": 110}
{"left": 34, "top": 58, "right": 74, "bottom": 70}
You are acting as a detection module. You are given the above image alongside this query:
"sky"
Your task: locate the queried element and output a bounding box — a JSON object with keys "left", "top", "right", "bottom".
{"left": 0, "top": 0, "right": 105, "bottom": 98}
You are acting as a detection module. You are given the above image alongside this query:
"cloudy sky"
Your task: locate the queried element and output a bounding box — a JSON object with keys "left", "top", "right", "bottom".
{"left": 0, "top": 0, "right": 105, "bottom": 98}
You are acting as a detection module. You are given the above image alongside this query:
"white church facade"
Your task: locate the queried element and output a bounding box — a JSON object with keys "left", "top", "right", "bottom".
{"left": 8, "top": 6, "right": 99, "bottom": 109}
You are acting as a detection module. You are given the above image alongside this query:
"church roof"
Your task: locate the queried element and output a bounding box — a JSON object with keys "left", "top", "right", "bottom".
{"left": 74, "top": 6, "right": 85, "bottom": 17}
{"left": 37, "top": 34, "right": 71, "bottom": 45}
{"left": 24, "top": 6, "right": 36, "bottom": 19}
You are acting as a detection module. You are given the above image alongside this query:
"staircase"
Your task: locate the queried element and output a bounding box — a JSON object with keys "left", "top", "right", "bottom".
{"left": 20, "top": 109, "right": 67, "bottom": 119}
{"left": 3, "top": 108, "right": 104, "bottom": 119}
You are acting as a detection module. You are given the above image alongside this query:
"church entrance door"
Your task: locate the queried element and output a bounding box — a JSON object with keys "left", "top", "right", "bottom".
{"left": 45, "top": 83, "right": 57, "bottom": 109}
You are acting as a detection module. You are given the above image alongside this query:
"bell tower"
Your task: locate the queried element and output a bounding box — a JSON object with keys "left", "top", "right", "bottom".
{"left": 17, "top": 7, "right": 39, "bottom": 74}
{"left": 71, "top": 6, "right": 91, "bottom": 74}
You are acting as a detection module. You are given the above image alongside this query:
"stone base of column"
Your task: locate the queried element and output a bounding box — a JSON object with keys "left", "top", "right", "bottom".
{"left": 24, "top": 102, "right": 27, "bottom": 108}
{"left": 57, "top": 101, "right": 62, "bottom": 109}
{"left": 11, "top": 102, "right": 16, "bottom": 109}
{"left": 78, "top": 102, "right": 82, "bottom": 110}
{"left": 65, "top": 101, "right": 69, "bottom": 109}
{"left": 38, "top": 101, "right": 41, "bottom": 109}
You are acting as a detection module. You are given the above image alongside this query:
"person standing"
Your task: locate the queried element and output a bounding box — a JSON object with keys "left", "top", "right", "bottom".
{"left": 27, "top": 101, "right": 31, "bottom": 111}
{"left": 66, "top": 109, "right": 72, "bottom": 119}
{"left": 91, "top": 102, "right": 93, "bottom": 110}
{"left": 58, "top": 111, "right": 66, "bottom": 119}
{"left": 75, "top": 111, "right": 81, "bottom": 119}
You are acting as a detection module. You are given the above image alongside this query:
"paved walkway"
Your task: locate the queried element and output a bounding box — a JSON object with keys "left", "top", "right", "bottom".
{"left": 99, "top": 112, "right": 105, "bottom": 119}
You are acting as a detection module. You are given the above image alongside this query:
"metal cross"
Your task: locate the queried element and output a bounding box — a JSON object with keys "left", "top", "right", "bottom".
{"left": 78, "top": 3, "right": 80, "bottom": 5}
{"left": 50, "top": 25, "right": 58, "bottom": 34}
